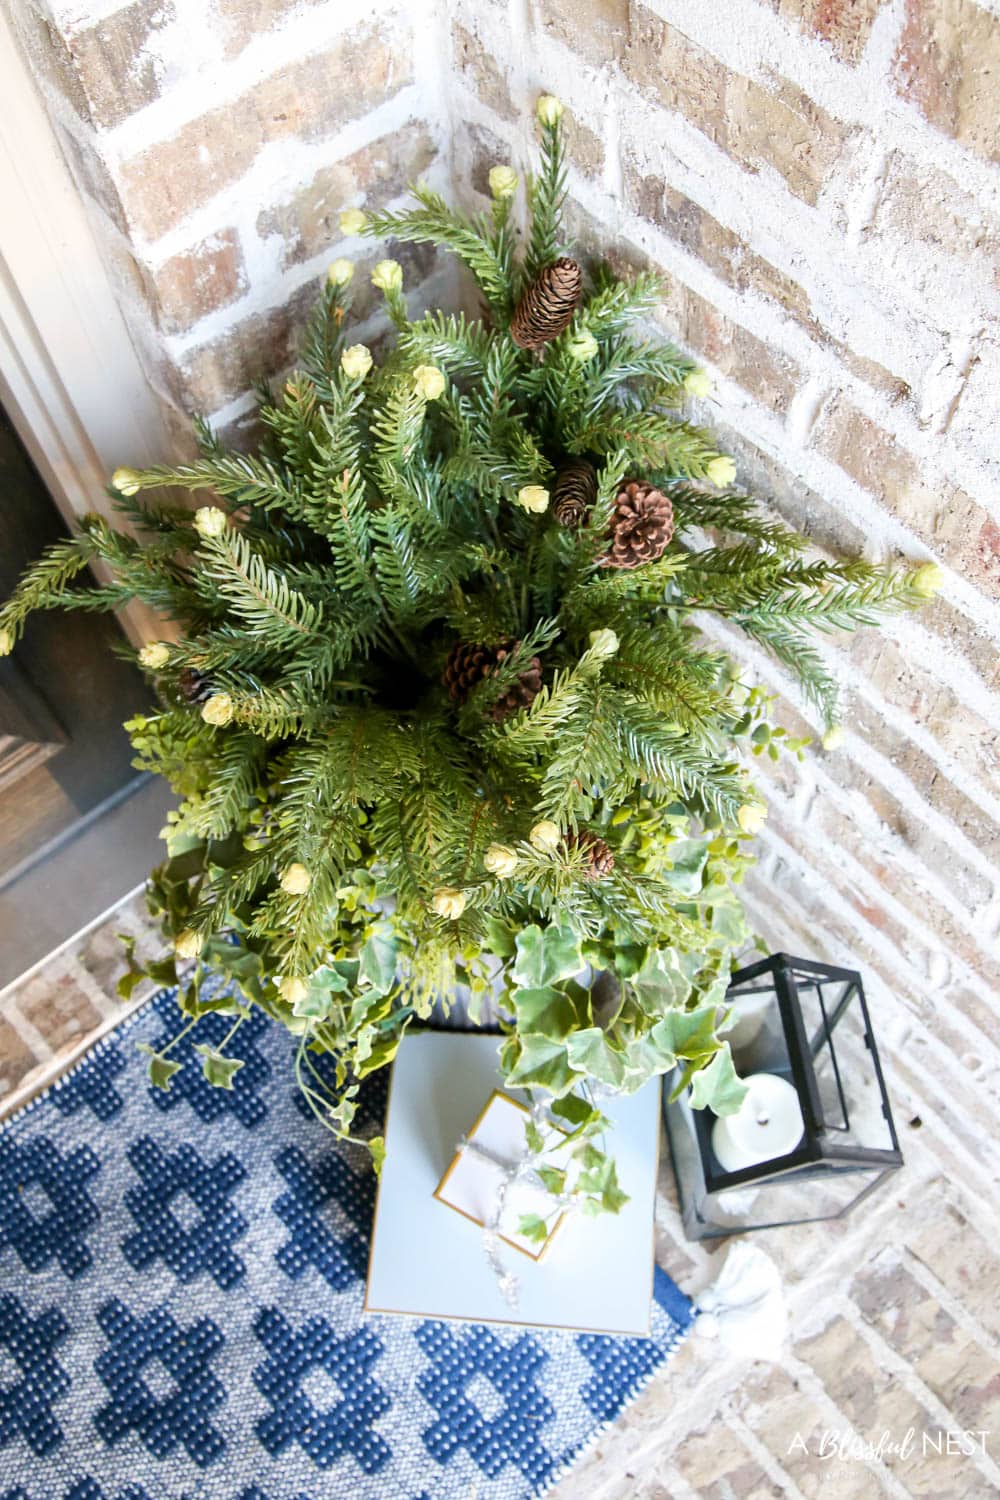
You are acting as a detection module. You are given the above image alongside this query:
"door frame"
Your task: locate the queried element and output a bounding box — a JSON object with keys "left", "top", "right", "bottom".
{"left": 0, "top": 4, "right": 173, "bottom": 646}
{"left": 0, "top": 9, "right": 179, "bottom": 991}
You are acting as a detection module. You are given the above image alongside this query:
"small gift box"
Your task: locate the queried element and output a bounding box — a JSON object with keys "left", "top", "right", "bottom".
{"left": 433, "top": 1090, "right": 568, "bottom": 1261}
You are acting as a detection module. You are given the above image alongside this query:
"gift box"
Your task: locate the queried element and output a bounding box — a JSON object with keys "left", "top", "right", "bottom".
{"left": 364, "top": 1031, "right": 660, "bottom": 1335}
{"left": 433, "top": 1088, "right": 569, "bottom": 1261}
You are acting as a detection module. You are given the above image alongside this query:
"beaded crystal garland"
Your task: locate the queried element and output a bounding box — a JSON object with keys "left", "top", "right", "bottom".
{"left": 0, "top": 978, "right": 692, "bottom": 1499}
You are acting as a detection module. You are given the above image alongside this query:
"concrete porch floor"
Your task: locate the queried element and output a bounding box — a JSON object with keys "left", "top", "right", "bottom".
{"left": 1, "top": 892, "right": 996, "bottom": 1498}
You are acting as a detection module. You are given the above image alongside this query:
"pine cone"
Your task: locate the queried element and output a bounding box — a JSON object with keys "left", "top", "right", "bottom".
{"left": 444, "top": 639, "right": 543, "bottom": 722}
{"left": 602, "top": 480, "right": 675, "bottom": 570}
{"left": 552, "top": 459, "right": 597, "bottom": 529}
{"left": 566, "top": 829, "right": 615, "bottom": 880}
{"left": 178, "top": 667, "right": 212, "bottom": 703}
{"left": 511, "top": 259, "right": 583, "bottom": 350}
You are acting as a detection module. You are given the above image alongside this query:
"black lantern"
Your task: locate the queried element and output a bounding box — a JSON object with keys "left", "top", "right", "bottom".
{"left": 664, "top": 953, "right": 903, "bottom": 1239}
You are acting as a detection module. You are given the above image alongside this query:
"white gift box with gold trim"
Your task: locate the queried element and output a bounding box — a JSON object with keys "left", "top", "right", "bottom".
{"left": 433, "top": 1089, "right": 569, "bottom": 1260}
{"left": 364, "top": 1031, "right": 660, "bottom": 1335}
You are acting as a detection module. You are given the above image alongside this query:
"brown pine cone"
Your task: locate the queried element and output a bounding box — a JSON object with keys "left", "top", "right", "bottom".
{"left": 443, "top": 639, "right": 543, "bottom": 722}
{"left": 566, "top": 829, "right": 615, "bottom": 880}
{"left": 178, "top": 667, "right": 213, "bottom": 703}
{"left": 552, "top": 459, "right": 598, "bottom": 529}
{"left": 602, "top": 479, "right": 675, "bottom": 570}
{"left": 510, "top": 259, "right": 583, "bottom": 350}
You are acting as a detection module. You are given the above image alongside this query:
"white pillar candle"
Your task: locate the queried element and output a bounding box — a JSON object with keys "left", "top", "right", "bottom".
{"left": 711, "top": 1072, "right": 804, "bottom": 1172}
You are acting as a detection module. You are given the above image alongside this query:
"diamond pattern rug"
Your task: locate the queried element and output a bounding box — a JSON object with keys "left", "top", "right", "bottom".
{"left": 0, "top": 980, "right": 692, "bottom": 1499}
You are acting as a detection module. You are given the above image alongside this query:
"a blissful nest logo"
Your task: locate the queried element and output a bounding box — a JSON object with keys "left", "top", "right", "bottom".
{"left": 788, "top": 1428, "right": 990, "bottom": 1463}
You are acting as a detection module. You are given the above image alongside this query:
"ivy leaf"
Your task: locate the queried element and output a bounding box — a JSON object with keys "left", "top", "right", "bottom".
{"left": 661, "top": 837, "right": 709, "bottom": 895}
{"left": 367, "top": 1136, "right": 386, "bottom": 1175}
{"left": 524, "top": 1119, "right": 546, "bottom": 1154}
{"left": 193, "top": 1044, "right": 245, "bottom": 1090}
{"left": 537, "top": 1166, "right": 566, "bottom": 1195}
{"left": 651, "top": 1006, "right": 719, "bottom": 1062}
{"left": 688, "top": 1042, "right": 748, "bottom": 1116}
{"left": 550, "top": 1092, "right": 599, "bottom": 1128}
{"left": 359, "top": 924, "right": 397, "bottom": 995}
{"left": 117, "top": 969, "right": 145, "bottom": 1002}
{"left": 291, "top": 986, "right": 333, "bottom": 1020}
{"left": 137, "top": 1043, "right": 181, "bottom": 1092}
{"left": 512, "top": 923, "right": 583, "bottom": 989}
{"left": 513, "top": 986, "right": 579, "bottom": 1040}
{"left": 484, "top": 916, "right": 517, "bottom": 959}
{"left": 516, "top": 1213, "right": 549, "bottom": 1246}
{"left": 565, "top": 1027, "right": 626, "bottom": 1088}
{"left": 504, "top": 1035, "right": 579, "bottom": 1095}
{"left": 631, "top": 948, "right": 691, "bottom": 1013}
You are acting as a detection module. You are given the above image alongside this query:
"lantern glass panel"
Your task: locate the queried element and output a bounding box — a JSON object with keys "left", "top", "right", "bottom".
{"left": 792, "top": 968, "right": 896, "bottom": 1155}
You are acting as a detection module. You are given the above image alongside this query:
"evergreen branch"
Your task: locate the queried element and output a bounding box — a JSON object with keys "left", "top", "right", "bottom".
{"left": 0, "top": 535, "right": 96, "bottom": 645}
{"left": 366, "top": 185, "right": 513, "bottom": 318}
{"left": 614, "top": 694, "right": 746, "bottom": 822}
{"left": 198, "top": 530, "right": 324, "bottom": 645}
{"left": 737, "top": 615, "right": 840, "bottom": 726}
{"left": 524, "top": 117, "right": 568, "bottom": 285}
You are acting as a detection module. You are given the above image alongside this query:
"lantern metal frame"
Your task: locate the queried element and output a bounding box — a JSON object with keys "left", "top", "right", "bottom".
{"left": 664, "top": 952, "right": 904, "bottom": 1240}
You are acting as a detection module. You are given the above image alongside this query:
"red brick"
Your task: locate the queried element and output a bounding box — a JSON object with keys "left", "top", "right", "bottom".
{"left": 671, "top": 1420, "right": 786, "bottom": 1498}
{"left": 215, "top": 0, "right": 327, "bottom": 53}
{"left": 152, "top": 229, "right": 248, "bottom": 334}
{"left": 0, "top": 1013, "right": 39, "bottom": 1105}
{"left": 767, "top": 0, "right": 889, "bottom": 65}
{"left": 119, "top": 26, "right": 413, "bottom": 240}
{"left": 907, "top": 1202, "right": 1000, "bottom": 1341}
{"left": 453, "top": 19, "right": 516, "bottom": 119}
{"left": 16, "top": 0, "right": 174, "bottom": 129}
{"left": 853, "top": 1255, "right": 1000, "bottom": 1432}
{"left": 894, "top": 0, "right": 1000, "bottom": 163}
{"left": 13, "top": 970, "right": 104, "bottom": 1055}
{"left": 797, "top": 1316, "right": 980, "bottom": 1497}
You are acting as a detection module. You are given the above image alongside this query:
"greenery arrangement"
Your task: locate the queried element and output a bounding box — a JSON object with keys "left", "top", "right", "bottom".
{"left": 0, "top": 97, "right": 936, "bottom": 1234}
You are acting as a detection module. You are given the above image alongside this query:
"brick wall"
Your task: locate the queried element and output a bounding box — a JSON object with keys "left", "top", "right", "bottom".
{"left": 8, "top": 0, "right": 457, "bottom": 447}
{"left": 7, "top": 1, "right": 1000, "bottom": 1490}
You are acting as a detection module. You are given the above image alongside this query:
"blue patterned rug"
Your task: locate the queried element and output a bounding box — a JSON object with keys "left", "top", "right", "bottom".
{"left": 0, "top": 981, "right": 692, "bottom": 1500}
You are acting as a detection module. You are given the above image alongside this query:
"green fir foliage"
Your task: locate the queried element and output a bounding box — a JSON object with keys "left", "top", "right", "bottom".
{"left": 0, "top": 103, "right": 931, "bottom": 1193}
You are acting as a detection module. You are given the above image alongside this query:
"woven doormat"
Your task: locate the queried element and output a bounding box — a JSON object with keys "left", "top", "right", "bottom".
{"left": 0, "top": 981, "right": 692, "bottom": 1499}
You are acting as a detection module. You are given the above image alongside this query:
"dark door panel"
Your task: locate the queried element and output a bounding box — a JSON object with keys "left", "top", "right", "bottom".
{"left": 0, "top": 402, "right": 151, "bottom": 885}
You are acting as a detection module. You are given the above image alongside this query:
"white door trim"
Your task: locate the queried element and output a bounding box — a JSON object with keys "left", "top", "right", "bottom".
{"left": 0, "top": 5, "right": 172, "bottom": 643}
